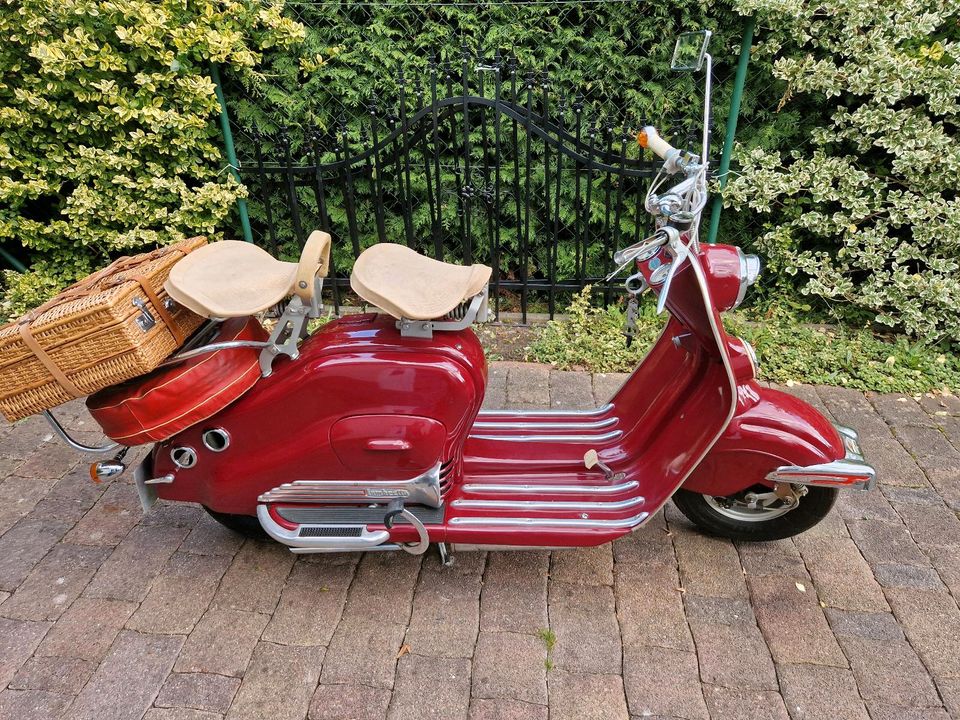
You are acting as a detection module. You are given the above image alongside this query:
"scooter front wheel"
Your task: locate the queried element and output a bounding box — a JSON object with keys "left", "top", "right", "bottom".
{"left": 671, "top": 485, "right": 839, "bottom": 542}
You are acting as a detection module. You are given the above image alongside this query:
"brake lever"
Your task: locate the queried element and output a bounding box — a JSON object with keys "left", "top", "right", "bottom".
{"left": 655, "top": 227, "right": 688, "bottom": 315}
{"left": 605, "top": 232, "right": 667, "bottom": 282}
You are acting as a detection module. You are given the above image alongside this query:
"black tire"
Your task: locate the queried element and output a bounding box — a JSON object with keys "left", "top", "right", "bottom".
{"left": 203, "top": 506, "right": 268, "bottom": 540}
{"left": 671, "top": 486, "right": 839, "bottom": 542}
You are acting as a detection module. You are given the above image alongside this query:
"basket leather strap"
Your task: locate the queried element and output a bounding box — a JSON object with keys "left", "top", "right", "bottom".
{"left": 128, "top": 273, "right": 186, "bottom": 346}
{"left": 17, "top": 322, "right": 84, "bottom": 399}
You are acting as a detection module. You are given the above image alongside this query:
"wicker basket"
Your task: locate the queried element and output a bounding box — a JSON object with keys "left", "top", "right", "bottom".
{"left": 0, "top": 237, "right": 207, "bottom": 421}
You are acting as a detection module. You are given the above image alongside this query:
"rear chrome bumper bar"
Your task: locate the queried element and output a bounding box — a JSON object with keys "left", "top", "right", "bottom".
{"left": 766, "top": 424, "right": 876, "bottom": 491}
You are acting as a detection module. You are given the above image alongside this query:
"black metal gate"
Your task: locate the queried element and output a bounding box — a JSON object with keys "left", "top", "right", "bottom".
{"left": 241, "top": 51, "right": 701, "bottom": 321}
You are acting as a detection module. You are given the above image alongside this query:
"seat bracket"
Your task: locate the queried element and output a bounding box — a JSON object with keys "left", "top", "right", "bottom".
{"left": 259, "top": 276, "right": 324, "bottom": 377}
{"left": 397, "top": 288, "right": 489, "bottom": 339}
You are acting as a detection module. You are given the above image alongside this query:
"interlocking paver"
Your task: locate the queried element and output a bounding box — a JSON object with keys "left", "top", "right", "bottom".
{"left": 827, "top": 609, "right": 940, "bottom": 707}
{"left": 0, "top": 475, "right": 58, "bottom": 535}
{"left": 143, "top": 708, "right": 222, "bottom": 720}
{"left": 690, "top": 620, "right": 778, "bottom": 690}
{"left": 35, "top": 597, "right": 136, "bottom": 661}
{"left": 63, "top": 480, "right": 142, "bottom": 546}
{"left": 0, "top": 688, "right": 71, "bottom": 720}
{"left": 777, "top": 663, "right": 870, "bottom": 720}
{"left": 404, "top": 552, "right": 483, "bottom": 658}
{"left": 506, "top": 363, "right": 550, "bottom": 406}
{"left": 480, "top": 551, "right": 549, "bottom": 634}
{"left": 84, "top": 524, "right": 189, "bottom": 602}
{"left": 320, "top": 618, "right": 406, "bottom": 688}
{"left": 174, "top": 608, "right": 270, "bottom": 677}
{"left": 262, "top": 555, "right": 356, "bottom": 647}
{"left": 212, "top": 540, "right": 295, "bottom": 615}
{"left": 469, "top": 698, "right": 547, "bottom": 720}
{"left": 886, "top": 588, "right": 960, "bottom": 678}
{"left": 472, "top": 631, "right": 547, "bottom": 705}
{"left": 128, "top": 552, "right": 232, "bottom": 635}
{"left": 156, "top": 672, "right": 240, "bottom": 714}
{"left": 550, "top": 546, "right": 613, "bottom": 586}
{"left": 747, "top": 575, "right": 847, "bottom": 667}
{"left": 701, "top": 685, "right": 790, "bottom": 720}
{"left": 848, "top": 519, "right": 930, "bottom": 567}
{"left": 225, "top": 641, "right": 324, "bottom": 720}
{"left": 549, "top": 370, "right": 595, "bottom": 409}
{"left": 0, "top": 543, "right": 110, "bottom": 621}
{"left": 0, "top": 617, "right": 49, "bottom": 691}
{"left": 0, "top": 515, "right": 73, "bottom": 592}
{"left": 674, "top": 530, "right": 748, "bottom": 599}
{"left": 66, "top": 630, "right": 183, "bottom": 720}
{"left": 616, "top": 561, "right": 694, "bottom": 652}
{"left": 309, "top": 683, "right": 391, "bottom": 720}
{"left": 549, "top": 582, "right": 621, "bottom": 674}
{"left": 387, "top": 654, "right": 471, "bottom": 720}
{"left": 1, "top": 369, "right": 959, "bottom": 720}
{"left": 548, "top": 671, "right": 629, "bottom": 720}
{"left": 622, "top": 645, "right": 707, "bottom": 720}
{"left": 8, "top": 655, "right": 94, "bottom": 695}
{"left": 794, "top": 535, "right": 889, "bottom": 611}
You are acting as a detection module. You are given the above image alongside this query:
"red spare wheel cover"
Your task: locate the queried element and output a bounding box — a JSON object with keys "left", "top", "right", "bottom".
{"left": 87, "top": 316, "right": 268, "bottom": 445}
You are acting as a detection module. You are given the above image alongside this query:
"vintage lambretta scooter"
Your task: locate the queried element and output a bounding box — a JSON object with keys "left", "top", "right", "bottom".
{"left": 67, "top": 31, "right": 875, "bottom": 560}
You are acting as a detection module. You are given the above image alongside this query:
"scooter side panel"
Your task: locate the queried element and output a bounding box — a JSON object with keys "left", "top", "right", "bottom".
{"left": 150, "top": 314, "right": 486, "bottom": 515}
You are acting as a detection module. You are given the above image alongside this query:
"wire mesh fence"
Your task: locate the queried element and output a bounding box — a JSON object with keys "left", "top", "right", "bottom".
{"left": 219, "top": 1, "right": 766, "bottom": 317}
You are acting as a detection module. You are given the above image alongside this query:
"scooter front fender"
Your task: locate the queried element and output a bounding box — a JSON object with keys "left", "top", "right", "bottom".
{"left": 682, "top": 382, "right": 850, "bottom": 497}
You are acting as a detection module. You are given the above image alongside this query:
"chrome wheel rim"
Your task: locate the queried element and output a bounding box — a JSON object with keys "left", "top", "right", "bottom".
{"left": 703, "top": 493, "right": 797, "bottom": 522}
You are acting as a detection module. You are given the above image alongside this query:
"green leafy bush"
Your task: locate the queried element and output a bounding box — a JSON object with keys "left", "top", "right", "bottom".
{"left": 0, "top": 0, "right": 303, "bottom": 318}
{"left": 528, "top": 288, "right": 960, "bottom": 393}
{"left": 723, "top": 0, "right": 960, "bottom": 344}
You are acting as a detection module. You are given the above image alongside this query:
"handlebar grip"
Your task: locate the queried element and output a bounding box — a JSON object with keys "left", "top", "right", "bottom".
{"left": 638, "top": 126, "right": 675, "bottom": 161}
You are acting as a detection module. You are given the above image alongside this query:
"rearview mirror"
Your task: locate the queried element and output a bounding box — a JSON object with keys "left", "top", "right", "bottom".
{"left": 671, "top": 30, "right": 712, "bottom": 71}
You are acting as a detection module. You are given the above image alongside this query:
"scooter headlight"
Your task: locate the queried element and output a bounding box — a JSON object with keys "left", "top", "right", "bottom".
{"left": 734, "top": 249, "right": 762, "bottom": 309}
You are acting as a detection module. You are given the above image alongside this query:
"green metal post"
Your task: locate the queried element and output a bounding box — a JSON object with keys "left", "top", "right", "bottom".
{"left": 0, "top": 247, "right": 26, "bottom": 272}
{"left": 210, "top": 64, "right": 254, "bottom": 243}
{"left": 706, "top": 15, "right": 755, "bottom": 245}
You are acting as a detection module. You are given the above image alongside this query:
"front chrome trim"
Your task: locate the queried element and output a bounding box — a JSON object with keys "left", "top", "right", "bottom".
{"left": 765, "top": 424, "right": 876, "bottom": 491}
{"left": 256, "top": 504, "right": 395, "bottom": 553}
{"left": 449, "top": 511, "right": 649, "bottom": 529}
{"left": 468, "top": 430, "right": 623, "bottom": 443}
{"left": 477, "top": 403, "right": 613, "bottom": 418}
{"left": 257, "top": 462, "right": 443, "bottom": 508}
{"left": 451, "top": 496, "right": 646, "bottom": 511}
{"left": 471, "top": 416, "right": 618, "bottom": 431}
{"left": 463, "top": 479, "right": 639, "bottom": 495}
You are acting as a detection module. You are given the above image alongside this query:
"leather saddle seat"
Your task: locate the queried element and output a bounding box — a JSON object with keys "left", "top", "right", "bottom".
{"left": 350, "top": 243, "right": 492, "bottom": 320}
{"left": 165, "top": 231, "right": 332, "bottom": 319}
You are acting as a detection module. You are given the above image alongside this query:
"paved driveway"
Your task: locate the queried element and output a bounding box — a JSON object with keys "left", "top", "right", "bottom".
{"left": 0, "top": 362, "right": 959, "bottom": 720}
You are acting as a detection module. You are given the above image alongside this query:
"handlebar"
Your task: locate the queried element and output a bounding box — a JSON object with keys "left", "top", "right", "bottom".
{"left": 638, "top": 126, "right": 675, "bottom": 161}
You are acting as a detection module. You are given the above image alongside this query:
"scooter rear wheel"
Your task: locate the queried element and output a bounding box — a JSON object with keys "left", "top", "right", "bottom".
{"left": 203, "top": 506, "right": 267, "bottom": 540}
{"left": 671, "top": 486, "right": 839, "bottom": 541}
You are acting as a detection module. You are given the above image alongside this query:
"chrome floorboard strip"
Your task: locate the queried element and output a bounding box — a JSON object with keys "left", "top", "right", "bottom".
{"left": 449, "top": 511, "right": 649, "bottom": 529}
{"left": 468, "top": 430, "right": 622, "bottom": 443}
{"left": 451, "top": 496, "right": 645, "bottom": 511}
{"left": 462, "top": 480, "right": 639, "bottom": 495}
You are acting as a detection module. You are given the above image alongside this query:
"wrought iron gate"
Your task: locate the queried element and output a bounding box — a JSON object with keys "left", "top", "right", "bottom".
{"left": 240, "top": 51, "right": 703, "bottom": 321}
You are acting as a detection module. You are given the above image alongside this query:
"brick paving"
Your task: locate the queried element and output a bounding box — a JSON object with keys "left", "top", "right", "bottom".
{"left": 0, "top": 362, "right": 958, "bottom": 719}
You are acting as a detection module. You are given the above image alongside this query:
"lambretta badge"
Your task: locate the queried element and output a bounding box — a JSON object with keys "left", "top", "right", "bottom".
{"left": 366, "top": 488, "right": 410, "bottom": 498}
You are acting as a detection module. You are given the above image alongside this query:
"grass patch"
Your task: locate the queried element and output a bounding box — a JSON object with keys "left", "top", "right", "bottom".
{"left": 525, "top": 287, "right": 960, "bottom": 395}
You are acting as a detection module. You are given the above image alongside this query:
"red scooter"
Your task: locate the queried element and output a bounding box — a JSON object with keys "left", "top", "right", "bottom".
{"left": 65, "top": 31, "right": 874, "bottom": 560}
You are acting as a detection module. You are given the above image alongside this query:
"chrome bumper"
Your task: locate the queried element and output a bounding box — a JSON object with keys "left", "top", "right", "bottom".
{"left": 766, "top": 425, "right": 876, "bottom": 491}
